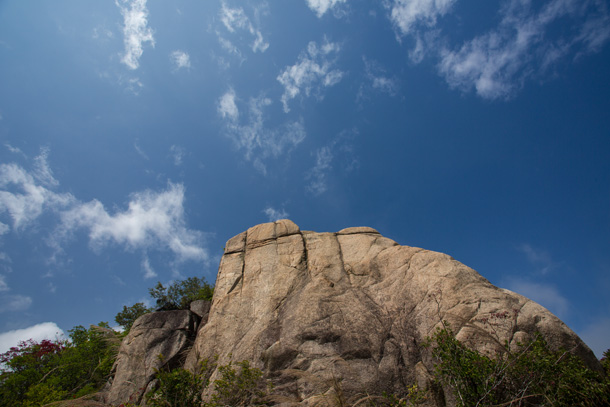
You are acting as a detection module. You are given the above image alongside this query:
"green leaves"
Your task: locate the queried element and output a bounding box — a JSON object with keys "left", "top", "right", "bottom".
{"left": 0, "top": 325, "right": 120, "bottom": 407}
{"left": 115, "top": 302, "right": 153, "bottom": 331}
{"left": 147, "top": 358, "right": 270, "bottom": 407}
{"left": 426, "top": 323, "right": 610, "bottom": 406}
{"left": 149, "top": 277, "right": 214, "bottom": 310}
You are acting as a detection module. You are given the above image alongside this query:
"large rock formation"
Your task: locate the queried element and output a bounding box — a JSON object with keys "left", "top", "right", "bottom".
{"left": 105, "top": 220, "right": 599, "bottom": 406}
{"left": 180, "top": 220, "right": 599, "bottom": 404}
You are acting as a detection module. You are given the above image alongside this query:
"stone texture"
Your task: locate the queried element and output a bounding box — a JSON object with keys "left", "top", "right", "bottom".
{"left": 183, "top": 220, "right": 599, "bottom": 405}
{"left": 190, "top": 300, "right": 211, "bottom": 321}
{"left": 104, "top": 310, "right": 198, "bottom": 406}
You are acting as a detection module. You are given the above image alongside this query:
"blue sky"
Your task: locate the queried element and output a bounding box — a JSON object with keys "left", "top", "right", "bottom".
{"left": 0, "top": 0, "right": 609, "bottom": 358}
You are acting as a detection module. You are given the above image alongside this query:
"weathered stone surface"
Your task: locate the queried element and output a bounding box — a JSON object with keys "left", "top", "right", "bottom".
{"left": 184, "top": 220, "right": 599, "bottom": 405}
{"left": 190, "top": 300, "right": 211, "bottom": 321}
{"left": 104, "top": 310, "right": 198, "bottom": 406}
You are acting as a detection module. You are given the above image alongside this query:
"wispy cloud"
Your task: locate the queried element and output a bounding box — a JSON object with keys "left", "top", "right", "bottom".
{"left": 263, "top": 206, "right": 289, "bottom": 222}
{"left": 305, "top": 129, "right": 359, "bottom": 195}
{"left": 0, "top": 150, "right": 74, "bottom": 231}
{"left": 170, "top": 50, "right": 191, "bottom": 70}
{"left": 141, "top": 255, "right": 157, "bottom": 279}
{"left": 0, "top": 150, "right": 207, "bottom": 275}
{"left": 170, "top": 145, "right": 186, "bottom": 166}
{"left": 389, "top": 0, "right": 456, "bottom": 37}
{"left": 277, "top": 39, "right": 344, "bottom": 113}
{"left": 218, "top": 88, "right": 239, "bottom": 122}
{"left": 134, "top": 140, "right": 149, "bottom": 160}
{"left": 0, "top": 294, "right": 33, "bottom": 314}
{"left": 505, "top": 278, "right": 569, "bottom": 318}
{"left": 0, "top": 322, "right": 65, "bottom": 354}
{"left": 217, "top": 89, "right": 306, "bottom": 174}
{"left": 306, "top": 146, "right": 333, "bottom": 195}
{"left": 437, "top": 0, "right": 610, "bottom": 99}
{"left": 360, "top": 57, "right": 399, "bottom": 98}
{"left": 517, "top": 243, "right": 557, "bottom": 275}
{"left": 305, "top": 0, "right": 347, "bottom": 18}
{"left": 116, "top": 0, "right": 155, "bottom": 70}
{"left": 57, "top": 183, "right": 207, "bottom": 264}
{"left": 218, "top": 2, "right": 269, "bottom": 54}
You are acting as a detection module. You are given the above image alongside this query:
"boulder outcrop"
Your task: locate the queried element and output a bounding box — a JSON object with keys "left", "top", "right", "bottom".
{"left": 104, "top": 220, "right": 599, "bottom": 406}
{"left": 104, "top": 310, "right": 200, "bottom": 406}
{"left": 182, "top": 220, "right": 598, "bottom": 405}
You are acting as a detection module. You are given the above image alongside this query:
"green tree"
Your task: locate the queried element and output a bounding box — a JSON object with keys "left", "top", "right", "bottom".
{"left": 115, "top": 302, "right": 152, "bottom": 331}
{"left": 149, "top": 276, "right": 214, "bottom": 310}
{"left": 0, "top": 324, "right": 120, "bottom": 407}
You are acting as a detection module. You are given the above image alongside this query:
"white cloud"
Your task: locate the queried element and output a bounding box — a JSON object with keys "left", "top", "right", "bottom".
{"left": 362, "top": 57, "right": 399, "bottom": 96}
{"left": 134, "top": 140, "right": 149, "bottom": 160}
{"left": 218, "top": 89, "right": 239, "bottom": 122}
{"left": 170, "top": 145, "right": 186, "bottom": 166}
{"left": 389, "top": 0, "right": 456, "bottom": 36}
{"left": 0, "top": 151, "right": 207, "bottom": 269}
{"left": 437, "top": 0, "right": 610, "bottom": 99}
{"left": 305, "top": 129, "right": 359, "bottom": 195}
{"left": 219, "top": 2, "right": 269, "bottom": 53}
{"left": 306, "top": 0, "right": 347, "bottom": 18}
{"left": 4, "top": 144, "right": 23, "bottom": 156}
{"left": 579, "top": 317, "right": 610, "bottom": 358}
{"left": 306, "top": 146, "right": 333, "bottom": 195}
{"left": 277, "top": 39, "right": 344, "bottom": 113}
{"left": 116, "top": 0, "right": 155, "bottom": 70}
{"left": 263, "top": 207, "right": 289, "bottom": 222}
{"left": 0, "top": 322, "right": 66, "bottom": 354}
{"left": 170, "top": 50, "right": 191, "bottom": 70}
{"left": 505, "top": 279, "right": 569, "bottom": 318}
{"left": 141, "top": 255, "right": 157, "bottom": 279}
{"left": 58, "top": 183, "right": 207, "bottom": 264}
{"left": 217, "top": 90, "right": 306, "bottom": 174}
{"left": 0, "top": 275, "right": 8, "bottom": 292}
{"left": 0, "top": 294, "right": 32, "bottom": 314}
{"left": 0, "top": 151, "right": 74, "bottom": 231}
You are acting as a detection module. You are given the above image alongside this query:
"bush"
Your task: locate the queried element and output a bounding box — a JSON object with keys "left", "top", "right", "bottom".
{"left": 424, "top": 322, "right": 610, "bottom": 406}
{"left": 147, "top": 357, "right": 270, "bottom": 407}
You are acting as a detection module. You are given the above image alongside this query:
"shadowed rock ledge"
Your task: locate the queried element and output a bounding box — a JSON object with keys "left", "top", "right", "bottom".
{"left": 106, "top": 220, "right": 599, "bottom": 406}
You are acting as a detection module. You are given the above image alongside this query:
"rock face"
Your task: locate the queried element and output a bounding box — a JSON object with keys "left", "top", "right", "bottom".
{"left": 181, "top": 220, "right": 598, "bottom": 405}
{"left": 104, "top": 310, "right": 199, "bottom": 406}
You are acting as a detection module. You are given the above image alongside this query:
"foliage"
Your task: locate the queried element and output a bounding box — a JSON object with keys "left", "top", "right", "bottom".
{"left": 149, "top": 276, "right": 214, "bottom": 310}
{"left": 209, "top": 359, "right": 269, "bottom": 406}
{"left": 147, "top": 357, "right": 270, "bottom": 407}
{"left": 114, "top": 302, "right": 152, "bottom": 331}
{"left": 0, "top": 324, "right": 120, "bottom": 407}
{"left": 424, "top": 321, "right": 610, "bottom": 406}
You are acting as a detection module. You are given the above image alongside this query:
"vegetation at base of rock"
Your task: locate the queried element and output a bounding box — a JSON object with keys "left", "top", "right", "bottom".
{"left": 0, "top": 324, "right": 119, "bottom": 407}
{"left": 423, "top": 322, "right": 610, "bottom": 406}
{"left": 146, "top": 357, "right": 270, "bottom": 407}
{"left": 114, "top": 276, "right": 214, "bottom": 331}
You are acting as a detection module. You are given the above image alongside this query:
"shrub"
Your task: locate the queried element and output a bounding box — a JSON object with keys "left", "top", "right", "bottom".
{"left": 424, "top": 322, "right": 610, "bottom": 406}
{"left": 147, "top": 357, "right": 270, "bottom": 407}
